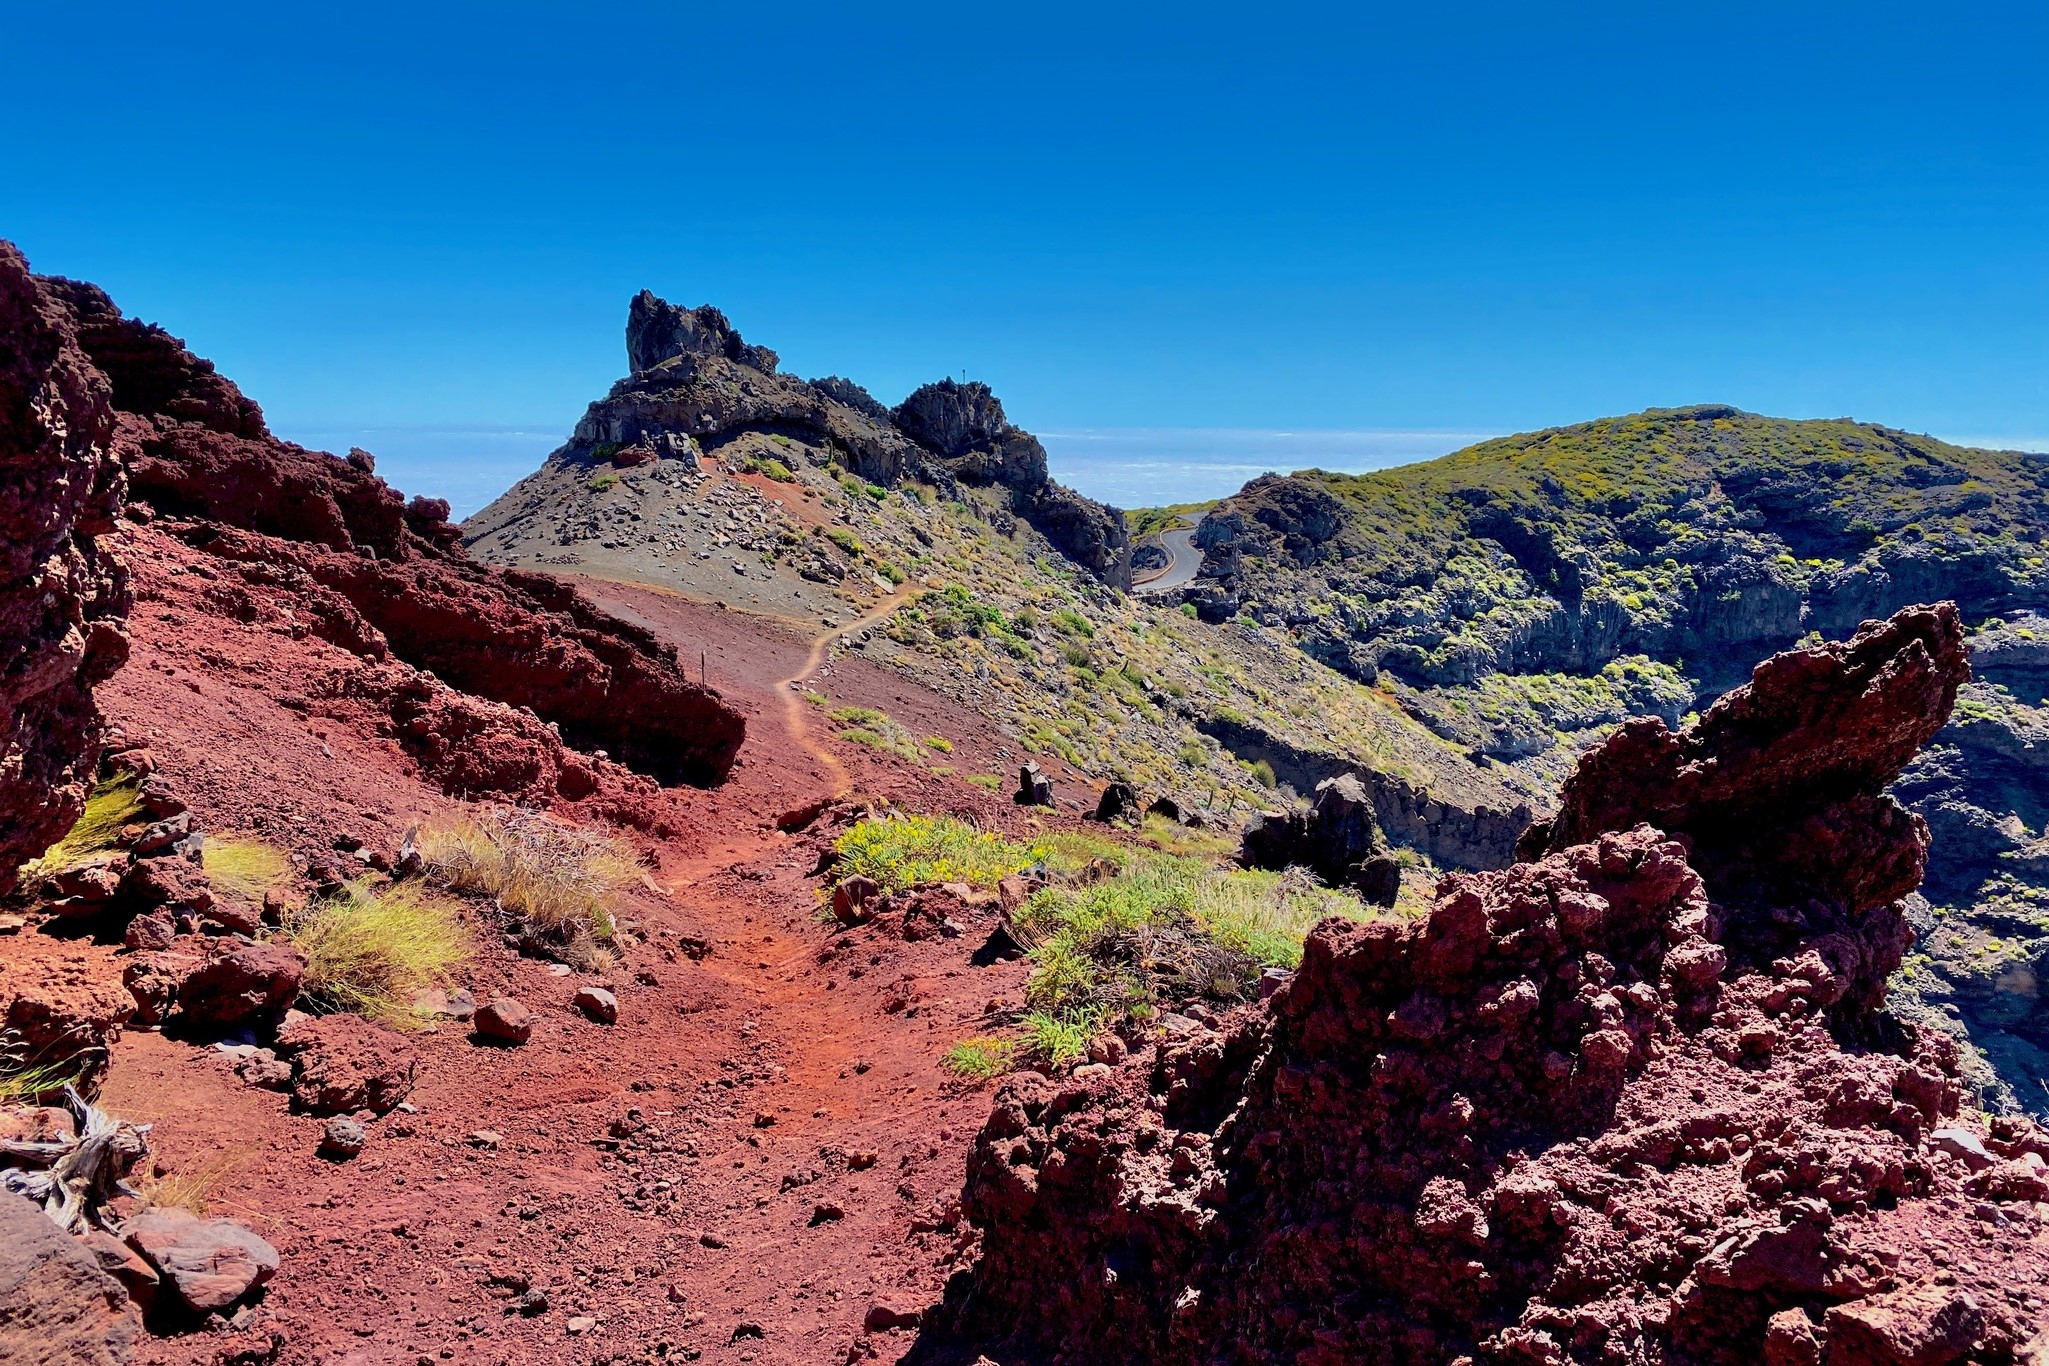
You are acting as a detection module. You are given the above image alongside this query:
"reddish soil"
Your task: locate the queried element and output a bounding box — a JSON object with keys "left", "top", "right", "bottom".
{"left": 76, "top": 530, "right": 1114, "bottom": 1366}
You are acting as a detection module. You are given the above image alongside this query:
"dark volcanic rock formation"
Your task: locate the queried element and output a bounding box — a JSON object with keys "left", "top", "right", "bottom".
{"left": 481, "top": 290, "right": 1133, "bottom": 588}
{"left": 38, "top": 271, "right": 745, "bottom": 793}
{"left": 1239, "top": 772, "right": 1403, "bottom": 906}
{"left": 0, "top": 244, "right": 131, "bottom": 894}
{"left": 920, "top": 605, "right": 2049, "bottom": 1366}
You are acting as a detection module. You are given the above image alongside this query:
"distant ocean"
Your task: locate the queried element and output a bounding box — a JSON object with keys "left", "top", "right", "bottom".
{"left": 271, "top": 422, "right": 2048, "bottom": 523}
{"left": 1038, "top": 428, "right": 1501, "bottom": 510}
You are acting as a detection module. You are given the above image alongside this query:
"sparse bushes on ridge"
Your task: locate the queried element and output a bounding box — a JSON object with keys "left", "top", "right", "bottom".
{"left": 281, "top": 879, "right": 470, "bottom": 1026}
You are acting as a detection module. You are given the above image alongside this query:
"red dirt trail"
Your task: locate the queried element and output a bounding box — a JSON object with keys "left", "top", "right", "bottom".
{"left": 89, "top": 540, "right": 1097, "bottom": 1366}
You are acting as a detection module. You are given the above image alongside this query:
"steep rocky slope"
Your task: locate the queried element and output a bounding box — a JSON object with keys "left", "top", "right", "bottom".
{"left": 1172, "top": 408, "right": 2049, "bottom": 1118}
{"left": 40, "top": 273, "right": 745, "bottom": 794}
{"left": 0, "top": 245, "right": 130, "bottom": 893}
{"left": 466, "top": 294, "right": 1539, "bottom": 870}
{"left": 918, "top": 606, "right": 2049, "bottom": 1366}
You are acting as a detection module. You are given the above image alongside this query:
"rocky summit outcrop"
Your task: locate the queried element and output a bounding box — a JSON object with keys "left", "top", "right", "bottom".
{"left": 920, "top": 605, "right": 2049, "bottom": 1366}
{"left": 0, "top": 244, "right": 131, "bottom": 895}
{"left": 470, "top": 290, "right": 1132, "bottom": 588}
{"left": 31, "top": 271, "right": 745, "bottom": 793}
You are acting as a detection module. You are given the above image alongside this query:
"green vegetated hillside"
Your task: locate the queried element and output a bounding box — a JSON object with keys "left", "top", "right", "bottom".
{"left": 1185, "top": 404, "right": 2049, "bottom": 1116}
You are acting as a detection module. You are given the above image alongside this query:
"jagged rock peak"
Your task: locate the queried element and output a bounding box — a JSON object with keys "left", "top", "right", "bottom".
{"left": 893, "top": 378, "right": 1049, "bottom": 490}
{"left": 625, "top": 289, "right": 778, "bottom": 376}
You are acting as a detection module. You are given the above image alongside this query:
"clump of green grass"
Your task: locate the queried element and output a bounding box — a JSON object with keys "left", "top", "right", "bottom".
{"left": 941, "top": 1037, "right": 1015, "bottom": 1081}
{"left": 587, "top": 473, "right": 620, "bottom": 492}
{"left": 21, "top": 774, "right": 145, "bottom": 878}
{"left": 0, "top": 1028, "right": 95, "bottom": 1104}
{"left": 1004, "top": 850, "right": 1375, "bottom": 1065}
{"left": 829, "top": 705, "right": 886, "bottom": 726}
{"left": 419, "top": 808, "right": 636, "bottom": 966}
{"left": 966, "top": 773, "right": 1006, "bottom": 792}
{"left": 922, "top": 735, "right": 953, "bottom": 753}
{"left": 281, "top": 880, "right": 470, "bottom": 1026}
{"left": 832, "top": 814, "right": 1035, "bottom": 895}
{"left": 203, "top": 836, "right": 292, "bottom": 905}
{"left": 1019, "top": 1012, "right": 1095, "bottom": 1067}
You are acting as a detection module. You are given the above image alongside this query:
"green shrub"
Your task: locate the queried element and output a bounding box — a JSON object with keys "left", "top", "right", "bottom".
{"left": 941, "top": 1037, "right": 1014, "bottom": 1080}
{"left": 21, "top": 774, "right": 145, "bottom": 878}
{"left": 832, "top": 814, "right": 1035, "bottom": 894}
{"left": 587, "top": 473, "right": 619, "bottom": 492}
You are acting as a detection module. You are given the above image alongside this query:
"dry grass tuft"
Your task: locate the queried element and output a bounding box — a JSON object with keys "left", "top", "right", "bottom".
{"left": 281, "top": 879, "right": 471, "bottom": 1026}
{"left": 20, "top": 774, "right": 145, "bottom": 878}
{"left": 419, "top": 808, "right": 636, "bottom": 968}
{"left": 203, "top": 836, "right": 293, "bottom": 905}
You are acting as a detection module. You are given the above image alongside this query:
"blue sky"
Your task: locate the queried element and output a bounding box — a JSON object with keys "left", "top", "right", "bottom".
{"left": 6, "top": 2, "right": 2048, "bottom": 511}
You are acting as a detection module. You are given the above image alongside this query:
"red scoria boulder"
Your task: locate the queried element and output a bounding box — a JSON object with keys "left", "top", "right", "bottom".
{"left": 275, "top": 1012, "right": 416, "bottom": 1115}
{"left": 0, "top": 242, "right": 131, "bottom": 897}
{"left": 924, "top": 605, "right": 2049, "bottom": 1366}
{"left": 178, "top": 941, "right": 305, "bottom": 1029}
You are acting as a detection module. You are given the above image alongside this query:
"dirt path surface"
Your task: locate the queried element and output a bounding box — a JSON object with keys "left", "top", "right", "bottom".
{"left": 774, "top": 587, "right": 911, "bottom": 798}
{"left": 88, "top": 547, "right": 1092, "bottom": 1366}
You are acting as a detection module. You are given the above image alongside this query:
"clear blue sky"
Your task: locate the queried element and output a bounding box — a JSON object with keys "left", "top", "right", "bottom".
{"left": 7, "top": 2, "right": 2048, "bottom": 483}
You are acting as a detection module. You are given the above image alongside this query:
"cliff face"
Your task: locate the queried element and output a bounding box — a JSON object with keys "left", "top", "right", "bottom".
{"left": 471, "top": 291, "right": 1131, "bottom": 589}
{"left": 922, "top": 606, "right": 2049, "bottom": 1366}
{"left": 32, "top": 266, "right": 746, "bottom": 798}
{"left": 0, "top": 245, "right": 131, "bottom": 894}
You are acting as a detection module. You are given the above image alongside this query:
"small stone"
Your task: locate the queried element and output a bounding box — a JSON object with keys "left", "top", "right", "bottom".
{"left": 516, "top": 1287, "right": 549, "bottom": 1315}
{"left": 320, "top": 1116, "right": 366, "bottom": 1158}
{"left": 573, "top": 986, "right": 618, "bottom": 1024}
{"left": 472, "top": 997, "right": 533, "bottom": 1045}
{"left": 565, "top": 1316, "right": 596, "bottom": 1335}
{"left": 1929, "top": 1127, "right": 1997, "bottom": 1171}
{"left": 698, "top": 1231, "right": 727, "bottom": 1248}
{"left": 864, "top": 1300, "right": 923, "bottom": 1333}
{"left": 467, "top": 1130, "right": 502, "bottom": 1149}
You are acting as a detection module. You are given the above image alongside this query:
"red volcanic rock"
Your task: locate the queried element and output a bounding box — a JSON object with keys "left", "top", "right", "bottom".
{"left": 0, "top": 1191, "right": 139, "bottom": 1366}
{"left": 122, "top": 1207, "right": 278, "bottom": 1313}
{"left": 926, "top": 606, "right": 2047, "bottom": 1366}
{"left": 38, "top": 272, "right": 744, "bottom": 791}
{"left": 472, "top": 996, "right": 533, "bottom": 1044}
{"left": 0, "top": 244, "right": 131, "bottom": 896}
{"left": 276, "top": 1012, "right": 416, "bottom": 1115}
{"left": 178, "top": 941, "right": 305, "bottom": 1029}
{"left": 1519, "top": 604, "right": 1967, "bottom": 1015}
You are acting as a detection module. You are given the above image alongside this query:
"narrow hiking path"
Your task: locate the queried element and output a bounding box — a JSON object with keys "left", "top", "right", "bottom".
{"left": 775, "top": 586, "right": 910, "bottom": 797}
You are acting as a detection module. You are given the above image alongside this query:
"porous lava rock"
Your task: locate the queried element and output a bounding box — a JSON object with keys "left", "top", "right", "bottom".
{"left": 0, "top": 1190, "right": 139, "bottom": 1366}
{"left": 34, "top": 272, "right": 745, "bottom": 792}
{"left": 0, "top": 243, "right": 131, "bottom": 896}
{"left": 921, "top": 605, "right": 2049, "bottom": 1366}
{"left": 275, "top": 1012, "right": 416, "bottom": 1115}
{"left": 175, "top": 941, "right": 305, "bottom": 1031}
{"left": 1520, "top": 603, "right": 1968, "bottom": 1016}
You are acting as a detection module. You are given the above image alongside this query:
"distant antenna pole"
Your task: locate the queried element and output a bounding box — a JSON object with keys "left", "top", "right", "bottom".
{"left": 701, "top": 650, "right": 707, "bottom": 685}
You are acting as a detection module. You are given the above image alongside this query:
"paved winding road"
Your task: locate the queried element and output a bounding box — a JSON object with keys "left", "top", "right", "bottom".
{"left": 1134, "top": 524, "right": 1203, "bottom": 594}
